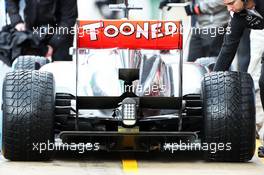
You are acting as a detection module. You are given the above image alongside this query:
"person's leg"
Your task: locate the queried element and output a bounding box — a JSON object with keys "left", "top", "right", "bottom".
{"left": 258, "top": 53, "right": 264, "bottom": 141}
{"left": 253, "top": 30, "right": 264, "bottom": 142}
{"left": 187, "top": 32, "right": 205, "bottom": 62}
{"left": 248, "top": 29, "right": 264, "bottom": 90}
{"left": 52, "top": 34, "right": 74, "bottom": 61}
{"left": 258, "top": 54, "right": 264, "bottom": 113}
{"left": 237, "top": 28, "right": 251, "bottom": 72}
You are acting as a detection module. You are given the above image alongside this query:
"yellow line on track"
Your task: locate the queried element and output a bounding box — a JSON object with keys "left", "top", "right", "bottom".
{"left": 122, "top": 159, "right": 138, "bottom": 173}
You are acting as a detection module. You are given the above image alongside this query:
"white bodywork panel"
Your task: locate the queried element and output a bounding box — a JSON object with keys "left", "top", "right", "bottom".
{"left": 40, "top": 50, "right": 207, "bottom": 98}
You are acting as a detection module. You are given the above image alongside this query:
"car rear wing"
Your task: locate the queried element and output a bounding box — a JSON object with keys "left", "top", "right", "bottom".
{"left": 76, "top": 20, "right": 183, "bottom": 50}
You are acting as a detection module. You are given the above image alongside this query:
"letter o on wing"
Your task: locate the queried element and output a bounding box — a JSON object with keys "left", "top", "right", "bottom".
{"left": 120, "top": 22, "right": 135, "bottom": 36}
{"left": 104, "top": 25, "right": 119, "bottom": 38}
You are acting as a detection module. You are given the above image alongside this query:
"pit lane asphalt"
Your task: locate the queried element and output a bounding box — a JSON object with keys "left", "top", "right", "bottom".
{"left": 1, "top": 150, "right": 264, "bottom": 175}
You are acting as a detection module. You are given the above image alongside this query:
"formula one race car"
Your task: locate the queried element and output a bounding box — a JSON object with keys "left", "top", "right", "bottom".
{"left": 1, "top": 1, "right": 256, "bottom": 162}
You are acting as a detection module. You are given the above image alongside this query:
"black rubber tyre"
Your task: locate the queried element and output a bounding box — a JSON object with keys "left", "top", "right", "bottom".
{"left": 202, "top": 71, "right": 256, "bottom": 162}
{"left": 13, "top": 55, "right": 49, "bottom": 70}
{"left": 2, "top": 70, "right": 55, "bottom": 161}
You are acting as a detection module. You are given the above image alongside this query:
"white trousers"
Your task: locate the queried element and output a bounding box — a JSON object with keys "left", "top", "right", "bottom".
{"left": 248, "top": 29, "right": 264, "bottom": 143}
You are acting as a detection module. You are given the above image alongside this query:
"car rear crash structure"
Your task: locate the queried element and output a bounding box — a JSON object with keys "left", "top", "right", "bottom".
{"left": 1, "top": 2, "right": 256, "bottom": 162}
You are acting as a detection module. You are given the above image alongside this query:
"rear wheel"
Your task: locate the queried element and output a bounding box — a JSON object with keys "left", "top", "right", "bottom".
{"left": 13, "top": 55, "right": 49, "bottom": 70}
{"left": 202, "top": 71, "right": 255, "bottom": 162}
{"left": 2, "top": 70, "right": 55, "bottom": 161}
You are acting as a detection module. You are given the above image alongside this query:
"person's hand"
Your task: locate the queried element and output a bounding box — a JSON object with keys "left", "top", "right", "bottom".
{"left": 184, "top": 3, "right": 202, "bottom": 16}
{"left": 45, "top": 45, "right": 53, "bottom": 58}
{"left": 15, "top": 23, "right": 26, "bottom": 31}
